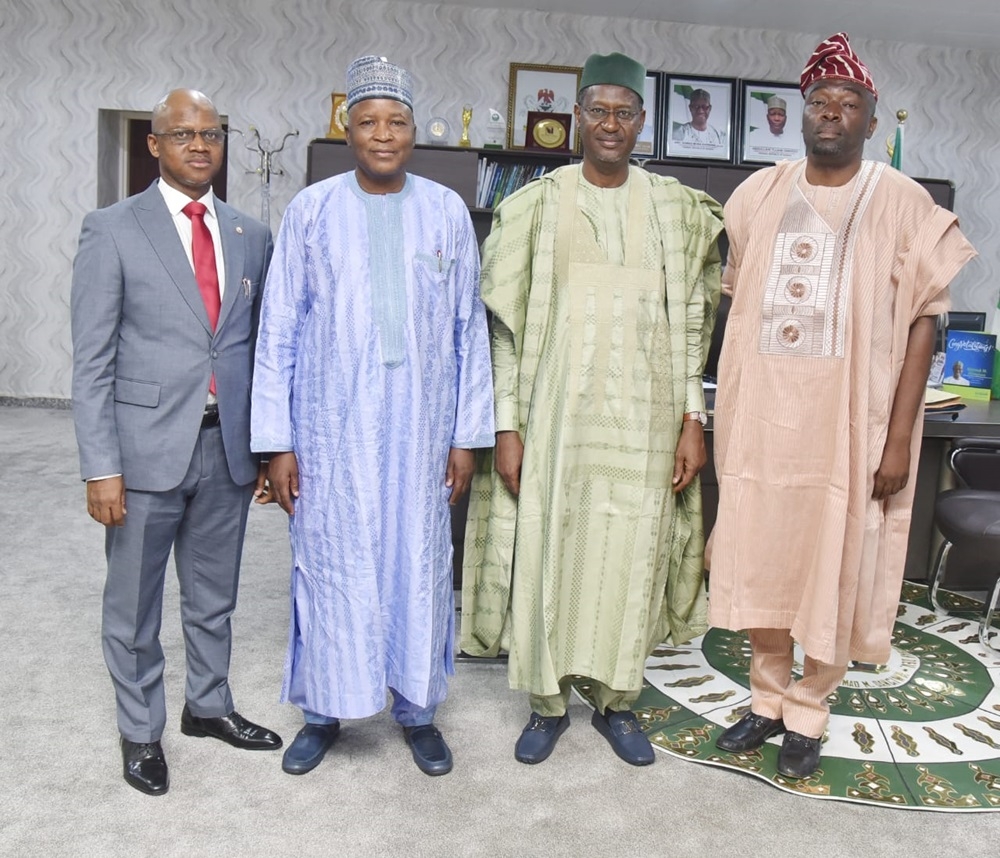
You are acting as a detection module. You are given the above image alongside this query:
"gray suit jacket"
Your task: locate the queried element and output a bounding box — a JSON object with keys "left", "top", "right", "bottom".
{"left": 71, "top": 182, "right": 273, "bottom": 491}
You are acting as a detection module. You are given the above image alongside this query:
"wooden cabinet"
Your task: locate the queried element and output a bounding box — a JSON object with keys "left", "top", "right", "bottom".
{"left": 308, "top": 139, "right": 574, "bottom": 243}
{"left": 308, "top": 141, "right": 481, "bottom": 206}
{"left": 308, "top": 138, "right": 956, "bottom": 213}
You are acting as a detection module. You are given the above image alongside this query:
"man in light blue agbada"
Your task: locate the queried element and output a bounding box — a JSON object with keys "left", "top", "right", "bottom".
{"left": 251, "top": 55, "right": 494, "bottom": 777}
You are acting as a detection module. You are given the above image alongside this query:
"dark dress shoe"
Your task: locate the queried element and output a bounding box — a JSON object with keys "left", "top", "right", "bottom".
{"left": 121, "top": 737, "right": 168, "bottom": 796}
{"left": 777, "top": 731, "right": 822, "bottom": 778}
{"left": 282, "top": 722, "right": 341, "bottom": 775}
{"left": 403, "top": 724, "right": 453, "bottom": 776}
{"left": 514, "top": 712, "right": 570, "bottom": 764}
{"left": 180, "top": 704, "right": 282, "bottom": 750}
{"left": 591, "top": 708, "right": 655, "bottom": 766}
{"left": 716, "top": 711, "right": 785, "bottom": 752}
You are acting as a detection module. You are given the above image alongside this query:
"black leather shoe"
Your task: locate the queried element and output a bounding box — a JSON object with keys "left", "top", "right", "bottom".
{"left": 121, "top": 737, "right": 168, "bottom": 796}
{"left": 282, "top": 722, "right": 341, "bottom": 775}
{"left": 716, "top": 711, "right": 785, "bottom": 752}
{"left": 777, "top": 731, "right": 822, "bottom": 778}
{"left": 180, "top": 704, "right": 282, "bottom": 750}
{"left": 403, "top": 724, "right": 453, "bottom": 776}
{"left": 514, "top": 712, "right": 570, "bottom": 764}
{"left": 591, "top": 708, "right": 655, "bottom": 766}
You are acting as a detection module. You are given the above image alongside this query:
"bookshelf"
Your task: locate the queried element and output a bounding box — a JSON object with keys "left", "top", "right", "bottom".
{"left": 305, "top": 140, "right": 769, "bottom": 244}
{"left": 308, "top": 138, "right": 956, "bottom": 208}
{"left": 475, "top": 156, "right": 552, "bottom": 211}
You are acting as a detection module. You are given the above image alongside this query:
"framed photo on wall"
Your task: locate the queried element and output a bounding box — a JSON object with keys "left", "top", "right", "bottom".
{"left": 507, "top": 62, "right": 582, "bottom": 151}
{"left": 662, "top": 74, "right": 736, "bottom": 162}
{"left": 631, "top": 72, "right": 661, "bottom": 158}
{"left": 739, "top": 80, "right": 805, "bottom": 165}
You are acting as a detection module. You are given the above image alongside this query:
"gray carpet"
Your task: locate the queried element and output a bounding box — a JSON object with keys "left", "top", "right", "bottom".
{"left": 1, "top": 405, "right": 995, "bottom": 857}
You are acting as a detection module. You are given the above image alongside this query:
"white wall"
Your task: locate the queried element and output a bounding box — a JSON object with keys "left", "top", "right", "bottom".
{"left": 2, "top": 0, "right": 997, "bottom": 397}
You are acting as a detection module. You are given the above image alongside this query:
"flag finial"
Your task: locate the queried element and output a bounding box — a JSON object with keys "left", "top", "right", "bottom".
{"left": 886, "top": 109, "right": 907, "bottom": 171}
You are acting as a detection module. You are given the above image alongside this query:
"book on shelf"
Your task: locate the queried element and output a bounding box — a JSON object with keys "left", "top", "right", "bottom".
{"left": 940, "top": 329, "right": 996, "bottom": 402}
{"left": 475, "top": 160, "right": 550, "bottom": 209}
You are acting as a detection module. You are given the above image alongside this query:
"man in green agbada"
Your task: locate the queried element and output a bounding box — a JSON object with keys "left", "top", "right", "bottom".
{"left": 461, "top": 51, "right": 724, "bottom": 766}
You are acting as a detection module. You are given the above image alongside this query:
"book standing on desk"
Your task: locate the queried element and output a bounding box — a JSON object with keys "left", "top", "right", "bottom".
{"left": 941, "top": 330, "right": 996, "bottom": 402}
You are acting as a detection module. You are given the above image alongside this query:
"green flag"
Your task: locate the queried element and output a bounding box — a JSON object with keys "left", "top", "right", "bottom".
{"left": 890, "top": 124, "right": 903, "bottom": 171}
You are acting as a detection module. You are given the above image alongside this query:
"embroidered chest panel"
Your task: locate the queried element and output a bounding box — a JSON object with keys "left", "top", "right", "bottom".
{"left": 757, "top": 162, "right": 882, "bottom": 360}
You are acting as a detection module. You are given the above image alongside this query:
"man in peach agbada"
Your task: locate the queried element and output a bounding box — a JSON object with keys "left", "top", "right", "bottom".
{"left": 709, "top": 33, "right": 976, "bottom": 778}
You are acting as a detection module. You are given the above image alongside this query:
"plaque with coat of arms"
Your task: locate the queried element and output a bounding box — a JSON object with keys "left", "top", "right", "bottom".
{"left": 525, "top": 111, "right": 571, "bottom": 152}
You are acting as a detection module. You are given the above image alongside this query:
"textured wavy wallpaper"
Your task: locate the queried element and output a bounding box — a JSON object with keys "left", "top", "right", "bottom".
{"left": 2, "top": 0, "right": 998, "bottom": 397}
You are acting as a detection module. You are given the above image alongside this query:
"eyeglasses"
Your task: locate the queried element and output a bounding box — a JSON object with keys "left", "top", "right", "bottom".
{"left": 154, "top": 128, "right": 226, "bottom": 146}
{"left": 581, "top": 106, "right": 640, "bottom": 124}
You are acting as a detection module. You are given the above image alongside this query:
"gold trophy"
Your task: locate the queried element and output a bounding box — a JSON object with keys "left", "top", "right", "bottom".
{"left": 459, "top": 104, "right": 473, "bottom": 148}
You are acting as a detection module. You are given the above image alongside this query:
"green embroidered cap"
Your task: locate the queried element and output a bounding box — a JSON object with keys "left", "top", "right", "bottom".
{"left": 579, "top": 52, "right": 646, "bottom": 102}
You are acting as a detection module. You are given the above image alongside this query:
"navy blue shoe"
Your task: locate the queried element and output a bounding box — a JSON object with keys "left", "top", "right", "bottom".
{"left": 403, "top": 724, "right": 453, "bottom": 776}
{"left": 514, "top": 712, "right": 570, "bottom": 764}
{"left": 591, "top": 708, "right": 655, "bottom": 766}
{"left": 281, "top": 722, "right": 341, "bottom": 775}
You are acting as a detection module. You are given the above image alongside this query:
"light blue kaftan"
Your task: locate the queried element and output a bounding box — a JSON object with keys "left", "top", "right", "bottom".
{"left": 251, "top": 172, "right": 495, "bottom": 719}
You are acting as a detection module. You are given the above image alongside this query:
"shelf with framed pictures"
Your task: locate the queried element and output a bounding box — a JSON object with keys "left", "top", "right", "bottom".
{"left": 306, "top": 138, "right": 957, "bottom": 247}
{"left": 306, "top": 139, "right": 768, "bottom": 223}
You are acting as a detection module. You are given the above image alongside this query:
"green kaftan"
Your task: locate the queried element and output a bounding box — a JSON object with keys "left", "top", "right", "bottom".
{"left": 461, "top": 165, "right": 723, "bottom": 698}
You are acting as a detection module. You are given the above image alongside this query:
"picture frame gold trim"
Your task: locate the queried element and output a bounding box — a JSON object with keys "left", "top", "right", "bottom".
{"left": 327, "top": 92, "right": 348, "bottom": 140}
{"left": 506, "top": 62, "right": 582, "bottom": 151}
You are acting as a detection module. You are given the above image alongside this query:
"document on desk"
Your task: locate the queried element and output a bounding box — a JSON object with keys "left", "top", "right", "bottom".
{"left": 924, "top": 386, "right": 964, "bottom": 419}
{"left": 924, "top": 387, "right": 963, "bottom": 409}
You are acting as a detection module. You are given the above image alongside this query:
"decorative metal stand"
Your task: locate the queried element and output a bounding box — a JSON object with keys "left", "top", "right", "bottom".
{"left": 230, "top": 125, "right": 299, "bottom": 226}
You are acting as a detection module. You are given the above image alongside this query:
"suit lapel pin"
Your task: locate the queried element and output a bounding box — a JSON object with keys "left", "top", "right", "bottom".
{"left": 236, "top": 226, "right": 243, "bottom": 234}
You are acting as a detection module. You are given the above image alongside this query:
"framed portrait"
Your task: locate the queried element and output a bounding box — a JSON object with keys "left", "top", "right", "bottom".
{"left": 507, "top": 62, "right": 582, "bottom": 151}
{"left": 662, "top": 74, "right": 736, "bottom": 162}
{"left": 327, "top": 92, "right": 348, "bottom": 140}
{"left": 739, "top": 80, "right": 805, "bottom": 165}
{"left": 631, "top": 72, "right": 661, "bottom": 158}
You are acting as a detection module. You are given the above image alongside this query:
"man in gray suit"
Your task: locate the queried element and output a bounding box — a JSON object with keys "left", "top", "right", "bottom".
{"left": 71, "top": 89, "right": 281, "bottom": 796}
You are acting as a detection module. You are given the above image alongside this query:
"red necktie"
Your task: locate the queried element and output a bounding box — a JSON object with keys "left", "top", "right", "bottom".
{"left": 182, "top": 201, "right": 220, "bottom": 394}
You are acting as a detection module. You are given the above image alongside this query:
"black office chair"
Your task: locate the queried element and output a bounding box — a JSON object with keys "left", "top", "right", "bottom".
{"left": 928, "top": 437, "right": 1000, "bottom": 650}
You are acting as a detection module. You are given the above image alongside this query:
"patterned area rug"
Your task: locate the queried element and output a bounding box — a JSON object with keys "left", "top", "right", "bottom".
{"left": 608, "top": 582, "right": 1000, "bottom": 811}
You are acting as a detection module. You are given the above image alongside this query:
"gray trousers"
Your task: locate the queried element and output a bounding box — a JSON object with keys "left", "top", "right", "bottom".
{"left": 102, "top": 424, "right": 252, "bottom": 742}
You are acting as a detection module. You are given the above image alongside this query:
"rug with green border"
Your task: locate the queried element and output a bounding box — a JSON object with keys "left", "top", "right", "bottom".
{"left": 583, "top": 582, "right": 1000, "bottom": 811}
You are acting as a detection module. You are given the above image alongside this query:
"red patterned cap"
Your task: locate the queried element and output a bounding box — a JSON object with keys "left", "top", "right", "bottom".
{"left": 800, "top": 33, "right": 878, "bottom": 100}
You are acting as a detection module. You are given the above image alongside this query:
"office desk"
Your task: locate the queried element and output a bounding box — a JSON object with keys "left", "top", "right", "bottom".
{"left": 452, "top": 399, "right": 1000, "bottom": 591}
{"left": 920, "top": 399, "right": 1000, "bottom": 439}
{"left": 700, "top": 398, "right": 1000, "bottom": 586}
{"left": 908, "top": 399, "right": 1000, "bottom": 585}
